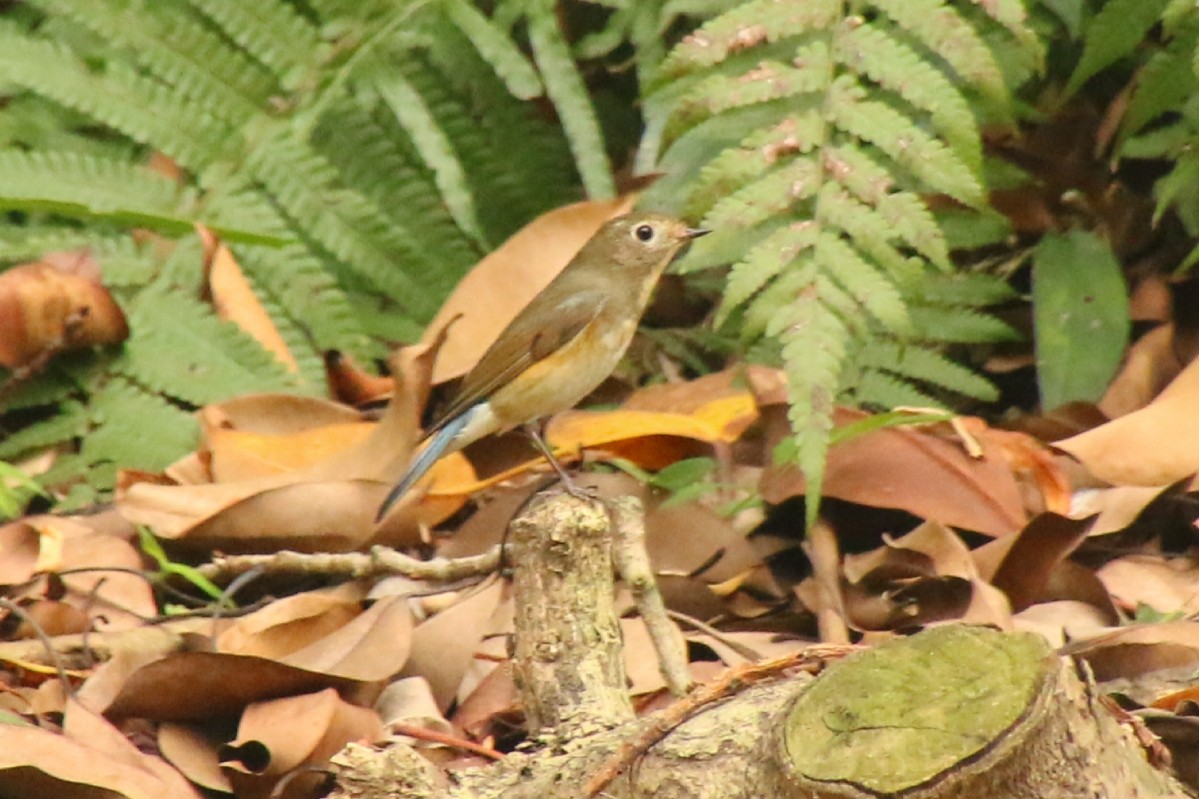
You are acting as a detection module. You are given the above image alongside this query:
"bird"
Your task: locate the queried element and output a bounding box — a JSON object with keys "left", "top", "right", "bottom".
{"left": 376, "top": 212, "right": 709, "bottom": 520}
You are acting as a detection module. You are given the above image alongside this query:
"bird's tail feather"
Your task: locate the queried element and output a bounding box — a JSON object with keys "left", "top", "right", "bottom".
{"left": 375, "top": 410, "right": 474, "bottom": 521}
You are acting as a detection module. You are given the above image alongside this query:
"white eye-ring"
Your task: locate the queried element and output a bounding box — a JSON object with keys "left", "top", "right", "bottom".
{"left": 633, "top": 224, "right": 656, "bottom": 243}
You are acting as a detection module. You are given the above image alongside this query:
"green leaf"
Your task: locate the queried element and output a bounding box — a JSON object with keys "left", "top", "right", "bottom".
{"left": 117, "top": 290, "right": 298, "bottom": 406}
{"left": 525, "top": 0, "right": 615, "bottom": 198}
{"left": 1032, "top": 231, "right": 1130, "bottom": 408}
{"left": 1066, "top": 0, "right": 1172, "bottom": 96}
{"left": 83, "top": 378, "right": 200, "bottom": 472}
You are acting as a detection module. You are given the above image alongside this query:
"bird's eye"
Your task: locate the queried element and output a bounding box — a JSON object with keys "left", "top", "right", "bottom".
{"left": 634, "top": 224, "right": 656, "bottom": 243}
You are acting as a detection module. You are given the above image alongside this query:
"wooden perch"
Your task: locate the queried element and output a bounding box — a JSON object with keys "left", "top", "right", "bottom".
{"left": 327, "top": 493, "right": 1192, "bottom": 799}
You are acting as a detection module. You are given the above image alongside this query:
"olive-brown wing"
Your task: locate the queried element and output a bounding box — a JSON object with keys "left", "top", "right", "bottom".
{"left": 428, "top": 290, "right": 607, "bottom": 434}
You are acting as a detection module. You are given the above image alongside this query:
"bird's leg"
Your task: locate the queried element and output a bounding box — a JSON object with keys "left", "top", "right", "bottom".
{"left": 523, "top": 423, "right": 593, "bottom": 500}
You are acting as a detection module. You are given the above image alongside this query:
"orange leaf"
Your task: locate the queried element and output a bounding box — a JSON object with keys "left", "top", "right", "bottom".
{"left": 0, "top": 261, "right": 128, "bottom": 371}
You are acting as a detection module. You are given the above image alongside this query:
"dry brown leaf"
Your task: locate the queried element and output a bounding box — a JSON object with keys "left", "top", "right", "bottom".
{"left": 1057, "top": 352, "right": 1199, "bottom": 486}
{"left": 422, "top": 195, "right": 637, "bottom": 384}
{"left": 1012, "top": 600, "right": 1115, "bottom": 647}
{"left": 222, "top": 688, "right": 383, "bottom": 776}
{"left": 451, "top": 661, "right": 519, "bottom": 742}
{"left": 158, "top": 721, "right": 234, "bottom": 793}
{"left": 200, "top": 227, "right": 298, "bottom": 373}
{"left": 402, "top": 577, "right": 508, "bottom": 711}
{"left": 1098, "top": 556, "right": 1199, "bottom": 616}
{"left": 374, "top": 676, "right": 453, "bottom": 735}
{"left": 0, "top": 522, "right": 42, "bottom": 585}
{"left": 0, "top": 717, "right": 199, "bottom": 799}
{"left": 0, "top": 260, "right": 128, "bottom": 372}
{"left": 974, "top": 513, "right": 1093, "bottom": 611}
{"left": 217, "top": 584, "right": 366, "bottom": 659}
{"left": 63, "top": 698, "right": 202, "bottom": 798}
{"left": 1098, "top": 324, "right": 1184, "bottom": 418}
{"left": 118, "top": 334, "right": 461, "bottom": 551}
{"left": 763, "top": 408, "right": 1027, "bottom": 536}
{"left": 1064, "top": 621, "right": 1199, "bottom": 681}
{"left": 836, "top": 520, "right": 1013, "bottom": 631}
{"left": 104, "top": 652, "right": 363, "bottom": 722}
{"left": 325, "top": 351, "right": 394, "bottom": 405}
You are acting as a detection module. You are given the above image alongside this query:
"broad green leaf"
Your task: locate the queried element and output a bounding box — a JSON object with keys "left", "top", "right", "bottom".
{"left": 1032, "top": 231, "right": 1129, "bottom": 409}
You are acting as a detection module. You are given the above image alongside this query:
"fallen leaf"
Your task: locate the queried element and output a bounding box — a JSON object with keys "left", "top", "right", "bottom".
{"left": 1057, "top": 352, "right": 1199, "bottom": 486}
{"left": 763, "top": 408, "right": 1028, "bottom": 537}
{"left": 0, "top": 261, "right": 128, "bottom": 372}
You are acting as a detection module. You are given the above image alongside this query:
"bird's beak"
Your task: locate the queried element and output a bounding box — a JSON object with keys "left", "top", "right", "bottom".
{"left": 683, "top": 227, "right": 711, "bottom": 240}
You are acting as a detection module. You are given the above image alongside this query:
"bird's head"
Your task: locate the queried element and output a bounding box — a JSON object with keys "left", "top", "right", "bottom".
{"left": 590, "top": 212, "right": 710, "bottom": 278}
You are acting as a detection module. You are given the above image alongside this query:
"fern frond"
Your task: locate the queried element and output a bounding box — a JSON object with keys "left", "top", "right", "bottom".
{"left": 442, "top": 0, "right": 543, "bottom": 99}
{"left": 659, "top": 0, "right": 839, "bottom": 78}
{"left": 116, "top": 289, "right": 298, "bottom": 406}
{"left": 0, "top": 400, "right": 88, "bottom": 459}
{"left": 720, "top": 222, "right": 818, "bottom": 321}
{"left": 26, "top": 0, "right": 272, "bottom": 120}
{"left": 775, "top": 286, "right": 848, "bottom": 530}
{"left": 837, "top": 21, "right": 981, "bottom": 171}
{"left": 1066, "top": 0, "right": 1172, "bottom": 97}
{"left": 909, "top": 305, "right": 1020, "bottom": 344}
{"left": 245, "top": 135, "right": 445, "bottom": 319}
{"left": 367, "top": 55, "right": 487, "bottom": 247}
{"left": 829, "top": 82, "right": 983, "bottom": 207}
{"left": 0, "top": 150, "right": 192, "bottom": 231}
{"left": 236, "top": 243, "right": 373, "bottom": 360}
{"left": 185, "top": 0, "right": 320, "bottom": 89}
{"left": 814, "top": 229, "right": 910, "bottom": 333}
{"left": 525, "top": 0, "right": 615, "bottom": 198}
{"left": 861, "top": 343, "right": 998, "bottom": 400}
{"left": 650, "top": 0, "right": 1029, "bottom": 520}
{"left": 855, "top": 368, "right": 942, "bottom": 409}
{"left": 0, "top": 24, "right": 233, "bottom": 172}
{"left": 1122, "top": 16, "right": 1199, "bottom": 140}
{"left": 871, "top": 0, "right": 1009, "bottom": 108}
{"left": 83, "top": 378, "right": 199, "bottom": 472}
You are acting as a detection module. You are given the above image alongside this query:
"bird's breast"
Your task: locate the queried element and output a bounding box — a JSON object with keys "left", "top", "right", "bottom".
{"left": 488, "top": 312, "right": 638, "bottom": 429}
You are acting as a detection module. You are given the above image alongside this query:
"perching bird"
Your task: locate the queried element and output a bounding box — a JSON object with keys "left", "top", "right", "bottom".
{"left": 376, "top": 212, "right": 709, "bottom": 520}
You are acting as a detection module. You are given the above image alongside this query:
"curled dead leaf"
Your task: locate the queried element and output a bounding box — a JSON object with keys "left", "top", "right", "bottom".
{"left": 0, "top": 261, "right": 128, "bottom": 372}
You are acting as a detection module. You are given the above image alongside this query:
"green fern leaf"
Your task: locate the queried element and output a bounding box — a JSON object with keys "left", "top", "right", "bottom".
{"left": 774, "top": 286, "right": 848, "bottom": 530}
{"left": 916, "top": 272, "right": 1017, "bottom": 305}
{"left": 442, "top": 0, "right": 543, "bottom": 99}
{"left": 83, "top": 378, "right": 199, "bottom": 472}
{"left": 1122, "top": 18, "right": 1199, "bottom": 140}
{"left": 0, "top": 400, "right": 88, "bottom": 460}
{"left": 855, "top": 368, "right": 943, "bottom": 409}
{"left": 116, "top": 290, "right": 298, "bottom": 406}
{"left": 837, "top": 21, "right": 982, "bottom": 171}
{"left": 814, "top": 229, "right": 910, "bottom": 333}
{"left": 185, "top": 0, "right": 320, "bottom": 89}
{"left": 525, "top": 0, "right": 615, "bottom": 198}
{"left": 659, "top": 0, "right": 838, "bottom": 78}
{"left": 686, "top": 112, "right": 825, "bottom": 218}
{"left": 909, "top": 305, "right": 1019, "bottom": 343}
{"left": 0, "top": 150, "right": 192, "bottom": 232}
{"left": 871, "top": 0, "right": 1010, "bottom": 108}
{"left": 719, "top": 221, "right": 818, "bottom": 323}
{"left": 0, "top": 24, "right": 233, "bottom": 172}
{"left": 369, "top": 58, "right": 487, "bottom": 248}
{"left": 1066, "top": 0, "right": 1172, "bottom": 96}
{"left": 829, "top": 82, "right": 984, "bottom": 207}
{"left": 862, "top": 343, "right": 998, "bottom": 400}
{"left": 26, "top": 0, "right": 272, "bottom": 120}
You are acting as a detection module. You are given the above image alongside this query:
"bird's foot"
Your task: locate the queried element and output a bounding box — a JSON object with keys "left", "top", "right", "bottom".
{"left": 558, "top": 474, "right": 599, "bottom": 502}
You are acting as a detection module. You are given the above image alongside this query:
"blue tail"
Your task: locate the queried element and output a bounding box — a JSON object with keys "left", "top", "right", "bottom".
{"left": 376, "top": 411, "right": 474, "bottom": 521}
